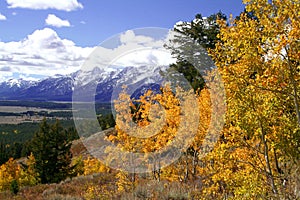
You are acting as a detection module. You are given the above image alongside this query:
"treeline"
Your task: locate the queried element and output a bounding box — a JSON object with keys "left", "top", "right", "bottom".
{"left": 0, "top": 101, "right": 72, "bottom": 109}
{"left": 0, "top": 116, "right": 116, "bottom": 194}
{"left": 0, "top": 119, "right": 78, "bottom": 193}
{"left": 0, "top": 110, "right": 72, "bottom": 118}
{"left": 0, "top": 101, "right": 112, "bottom": 112}
{"left": 0, "top": 120, "right": 77, "bottom": 165}
{"left": 0, "top": 113, "right": 115, "bottom": 165}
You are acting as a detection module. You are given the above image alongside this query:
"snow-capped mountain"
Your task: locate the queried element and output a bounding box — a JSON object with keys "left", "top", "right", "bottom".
{"left": 0, "top": 79, "right": 36, "bottom": 99}
{"left": 0, "top": 65, "right": 169, "bottom": 102}
{"left": 0, "top": 78, "right": 36, "bottom": 89}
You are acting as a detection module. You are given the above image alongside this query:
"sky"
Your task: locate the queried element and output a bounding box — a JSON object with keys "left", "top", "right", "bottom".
{"left": 0, "top": 0, "right": 245, "bottom": 82}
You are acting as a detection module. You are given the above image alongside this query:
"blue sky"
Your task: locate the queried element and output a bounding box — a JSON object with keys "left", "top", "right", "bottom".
{"left": 0, "top": 0, "right": 245, "bottom": 82}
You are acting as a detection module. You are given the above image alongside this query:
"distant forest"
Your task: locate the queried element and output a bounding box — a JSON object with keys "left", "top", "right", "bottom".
{"left": 0, "top": 99, "right": 114, "bottom": 166}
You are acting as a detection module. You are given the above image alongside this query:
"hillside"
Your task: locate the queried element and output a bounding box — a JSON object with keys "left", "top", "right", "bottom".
{"left": 0, "top": 129, "right": 199, "bottom": 200}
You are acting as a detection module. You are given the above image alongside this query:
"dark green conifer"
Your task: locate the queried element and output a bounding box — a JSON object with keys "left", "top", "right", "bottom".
{"left": 30, "top": 119, "right": 73, "bottom": 183}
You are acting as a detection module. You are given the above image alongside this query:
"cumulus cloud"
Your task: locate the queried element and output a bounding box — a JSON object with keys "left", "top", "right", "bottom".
{"left": 120, "top": 30, "right": 154, "bottom": 45}
{"left": 0, "top": 28, "right": 94, "bottom": 81}
{"left": 82, "top": 30, "right": 176, "bottom": 72}
{"left": 0, "top": 13, "right": 7, "bottom": 20}
{"left": 6, "top": 0, "right": 83, "bottom": 11}
{"left": 0, "top": 28, "right": 176, "bottom": 82}
{"left": 45, "top": 14, "right": 71, "bottom": 28}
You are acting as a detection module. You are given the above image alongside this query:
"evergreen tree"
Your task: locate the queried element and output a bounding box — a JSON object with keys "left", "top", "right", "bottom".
{"left": 0, "top": 142, "right": 9, "bottom": 165}
{"left": 97, "top": 113, "right": 116, "bottom": 130}
{"left": 174, "top": 11, "right": 227, "bottom": 49}
{"left": 30, "top": 119, "right": 73, "bottom": 184}
{"left": 165, "top": 12, "right": 227, "bottom": 92}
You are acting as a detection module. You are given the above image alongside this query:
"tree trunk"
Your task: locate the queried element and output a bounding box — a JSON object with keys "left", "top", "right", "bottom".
{"left": 286, "top": 47, "right": 300, "bottom": 127}
{"left": 260, "top": 120, "right": 278, "bottom": 195}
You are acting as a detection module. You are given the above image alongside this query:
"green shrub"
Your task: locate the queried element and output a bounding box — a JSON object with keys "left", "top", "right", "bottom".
{"left": 10, "top": 179, "right": 19, "bottom": 195}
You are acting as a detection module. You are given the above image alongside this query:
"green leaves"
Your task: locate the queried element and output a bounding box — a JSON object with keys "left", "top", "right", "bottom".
{"left": 30, "top": 119, "right": 73, "bottom": 184}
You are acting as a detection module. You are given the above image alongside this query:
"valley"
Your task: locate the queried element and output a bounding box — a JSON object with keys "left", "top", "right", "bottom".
{"left": 0, "top": 101, "right": 73, "bottom": 124}
{"left": 0, "top": 106, "right": 72, "bottom": 124}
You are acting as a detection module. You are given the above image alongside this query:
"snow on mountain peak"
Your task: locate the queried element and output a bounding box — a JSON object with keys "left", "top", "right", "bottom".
{"left": 4, "top": 78, "right": 34, "bottom": 88}
{"left": 0, "top": 65, "right": 171, "bottom": 101}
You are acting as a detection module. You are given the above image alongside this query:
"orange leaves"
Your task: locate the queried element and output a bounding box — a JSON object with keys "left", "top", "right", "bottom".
{"left": 109, "top": 85, "right": 182, "bottom": 154}
{"left": 192, "top": 88, "right": 212, "bottom": 151}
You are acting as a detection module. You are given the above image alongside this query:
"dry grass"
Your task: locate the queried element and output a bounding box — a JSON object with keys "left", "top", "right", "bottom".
{"left": 118, "top": 180, "right": 195, "bottom": 200}
{"left": 0, "top": 172, "right": 204, "bottom": 200}
{"left": 0, "top": 172, "right": 117, "bottom": 200}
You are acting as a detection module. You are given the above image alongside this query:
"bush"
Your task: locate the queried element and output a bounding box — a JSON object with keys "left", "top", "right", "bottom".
{"left": 10, "top": 179, "right": 19, "bottom": 195}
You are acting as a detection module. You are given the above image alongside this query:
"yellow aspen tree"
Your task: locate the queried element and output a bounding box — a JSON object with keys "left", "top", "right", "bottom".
{"left": 209, "top": 0, "right": 300, "bottom": 198}
{"left": 83, "top": 156, "right": 110, "bottom": 175}
{"left": 106, "top": 85, "right": 182, "bottom": 180}
{"left": 19, "top": 153, "right": 40, "bottom": 186}
{"left": 0, "top": 158, "right": 19, "bottom": 191}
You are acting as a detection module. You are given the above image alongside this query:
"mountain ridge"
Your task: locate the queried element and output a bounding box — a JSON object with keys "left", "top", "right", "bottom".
{"left": 0, "top": 65, "right": 168, "bottom": 102}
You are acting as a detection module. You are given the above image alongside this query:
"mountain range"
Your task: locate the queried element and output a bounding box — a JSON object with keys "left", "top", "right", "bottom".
{"left": 0, "top": 65, "right": 168, "bottom": 102}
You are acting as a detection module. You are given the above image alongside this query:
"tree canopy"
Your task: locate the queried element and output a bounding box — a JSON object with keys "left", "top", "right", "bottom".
{"left": 30, "top": 119, "right": 73, "bottom": 184}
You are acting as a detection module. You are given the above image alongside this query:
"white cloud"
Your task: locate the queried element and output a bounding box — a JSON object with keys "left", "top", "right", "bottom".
{"left": 0, "top": 28, "right": 94, "bottom": 81}
{"left": 82, "top": 30, "right": 175, "bottom": 72}
{"left": 0, "top": 13, "right": 7, "bottom": 20}
{"left": 120, "top": 30, "right": 154, "bottom": 45}
{"left": 6, "top": 0, "right": 83, "bottom": 11}
{"left": 0, "top": 28, "right": 176, "bottom": 82}
{"left": 112, "top": 49, "right": 175, "bottom": 68}
{"left": 45, "top": 14, "right": 71, "bottom": 28}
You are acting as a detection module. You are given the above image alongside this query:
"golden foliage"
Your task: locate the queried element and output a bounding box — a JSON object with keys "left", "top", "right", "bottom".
{"left": 0, "top": 154, "right": 39, "bottom": 191}
{"left": 83, "top": 156, "right": 110, "bottom": 175}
